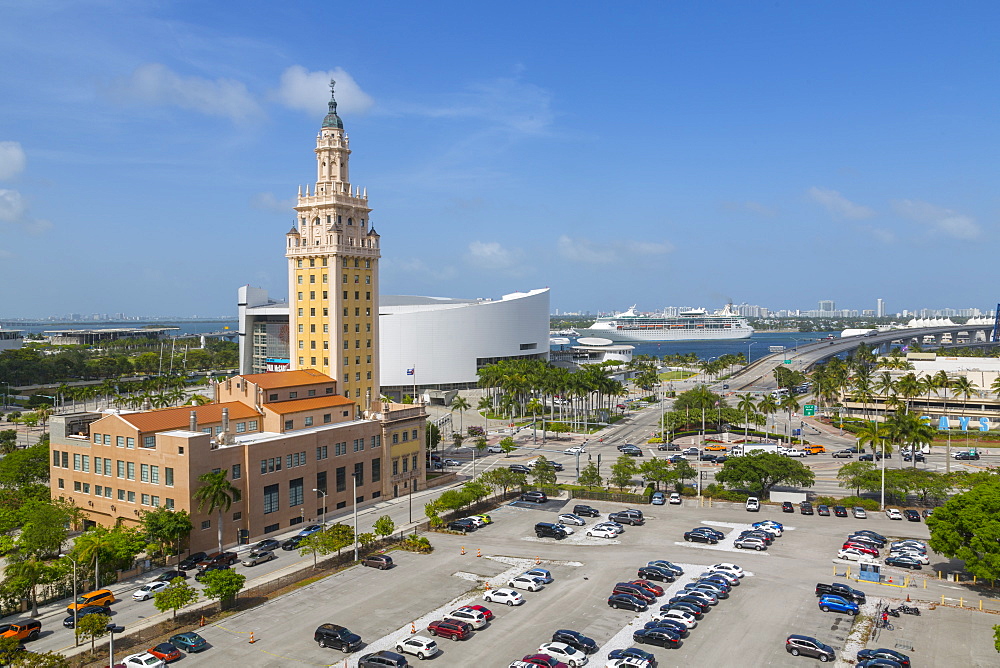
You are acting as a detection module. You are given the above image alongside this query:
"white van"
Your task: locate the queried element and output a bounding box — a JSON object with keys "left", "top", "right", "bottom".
{"left": 745, "top": 497, "right": 760, "bottom": 512}
{"left": 771, "top": 388, "right": 789, "bottom": 399}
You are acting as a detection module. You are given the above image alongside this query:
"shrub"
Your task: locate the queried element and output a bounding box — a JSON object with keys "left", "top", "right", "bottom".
{"left": 401, "top": 535, "right": 433, "bottom": 553}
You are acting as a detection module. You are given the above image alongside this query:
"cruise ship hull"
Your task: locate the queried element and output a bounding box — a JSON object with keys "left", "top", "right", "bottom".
{"left": 576, "top": 326, "right": 753, "bottom": 342}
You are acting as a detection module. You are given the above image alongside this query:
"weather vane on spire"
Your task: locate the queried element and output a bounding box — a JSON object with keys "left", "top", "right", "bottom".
{"left": 329, "top": 79, "right": 336, "bottom": 96}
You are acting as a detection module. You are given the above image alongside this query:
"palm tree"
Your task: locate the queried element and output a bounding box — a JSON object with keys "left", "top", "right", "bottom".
{"left": 950, "top": 376, "right": 980, "bottom": 456}
{"left": 74, "top": 529, "right": 113, "bottom": 591}
{"left": 5, "top": 555, "right": 50, "bottom": 617}
{"left": 736, "top": 395, "right": 757, "bottom": 439}
{"left": 193, "top": 470, "right": 240, "bottom": 553}
{"left": 779, "top": 394, "right": 801, "bottom": 442}
{"left": 449, "top": 396, "right": 471, "bottom": 436}
{"left": 896, "top": 373, "right": 922, "bottom": 412}
{"left": 757, "top": 394, "right": 779, "bottom": 437}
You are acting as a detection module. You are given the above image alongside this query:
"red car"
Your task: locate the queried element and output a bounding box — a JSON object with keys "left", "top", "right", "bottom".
{"left": 427, "top": 619, "right": 473, "bottom": 641}
{"left": 520, "top": 654, "right": 569, "bottom": 668}
{"left": 629, "top": 579, "right": 665, "bottom": 597}
{"left": 147, "top": 642, "right": 183, "bottom": 662}
{"left": 463, "top": 604, "right": 494, "bottom": 620}
{"left": 842, "top": 543, "right": 879, "bottom": 557}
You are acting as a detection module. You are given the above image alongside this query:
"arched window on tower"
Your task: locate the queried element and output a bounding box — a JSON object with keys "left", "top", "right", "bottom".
{"left": 348, "top": 218, "right": 353, "bottom": 225}
{"left": 314, "top": 217, "right": 320, "bottom": 225}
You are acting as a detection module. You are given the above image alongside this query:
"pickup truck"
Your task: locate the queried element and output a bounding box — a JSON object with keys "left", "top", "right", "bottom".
{"left": 814, "top": 582, "right": 866, "bottom": 603}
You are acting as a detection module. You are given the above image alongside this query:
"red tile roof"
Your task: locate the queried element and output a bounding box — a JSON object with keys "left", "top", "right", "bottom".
{"left": 116, "top": 402, "right": 262, "bottom": 433}
{"left": 264, "top": 395, "right": 355, "bottom": 415}
{"left": 239, "top": 369, "right": 333, "bottom": 389}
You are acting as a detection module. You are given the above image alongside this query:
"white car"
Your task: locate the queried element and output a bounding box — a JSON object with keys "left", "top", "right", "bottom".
{"left": 132, "top": 581, "right": 168, "bottom": 601}
{"left": 594, "top": 522, "right": 624, "bottom": 534}
{"left": 710, "top": 563, "right": 745, "bottom": 578}
{"left": 668, "top": 492, "right": 682, "bottom": 505}
{"left": 605, "top": 659, "right": 652, "bottom": 668}
{"left": 508, "top": 575, "right": 544, "bottom": 591}
{"left": 558, "top": 513, "right": 586, "bottom": 526}
{"left": 754, "top": 524, "right": 781, "bottom": 537}
{"left": 891, "top": 540, "right": 927, "bottom": 550}
{"left": 586, "top": 527, "right": 618, "bottom": 539}
{"left": 886, "top": 508, "right": 903, "bottom": 520}
{"left": 565, "top": 446, "right": 585, "bottom": 455}
{"left": 464, "top": 516, "right": 488, "bottom": 527}
{"left": 395, "top": 635, "right": 439, "bottom": 660}
{"left": 539, "top": 642, "right": 589, "bottom": 667}
{"left": 786, "top": 449, "right": 807, "bottom": 457}
{"left": 445, "top": 607, "right": 488, "bottom": 629}
{"left": 487, "top": 445, "right": 503, "bottom": 454}
{"left": 838, "top": 548, "right": 878, "bottom": 562}
{"left": 657, "top": 609, "right": 697, "bottom": 628}
{"left": 890, "top": 550, "right": 929, "bottom": 564}
{"left": 120, "top": 653, "right": 166, "bottom": 668}
{"left": 484, "top": 587, "right": 524, "bottom": 606}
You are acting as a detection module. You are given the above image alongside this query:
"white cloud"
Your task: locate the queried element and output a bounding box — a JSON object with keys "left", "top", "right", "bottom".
{"left": 465, "top": 241, "right": 522, "bottom": 270}
{"left": 273, "top": 66, "right": 374, "bottom": 115}
{"left": 891, "top": 199, "right": 980, "bottom": 240}
{"left": 557, "top": 235, "right": 672, "bottom": 265}
{"left": 807, "top": 187, "right": 875, "bottom": 220}
{"left": 861, "top": 225, "right": 895, "bottom": 244}
{"left": 107, "top": 63, "right": 261, "bottom": 122}
{"left": 0, "top": 142, "right": 26, "bottom": 180}
{"left": 250, "top": 192, "right": 296, "bottom": 213}
{"left": 0, "top": 188, "right": 51, "bottom": 235}
{"left": 415, "top": 76, "right": 554, "bottom": 134}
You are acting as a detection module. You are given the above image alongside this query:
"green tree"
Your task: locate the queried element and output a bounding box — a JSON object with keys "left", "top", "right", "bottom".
{"left": 372, "top": 515, "right": 395, "bottom": 539}
{"left": 3, "top": 555, "right": 56, "bottom": 617}
{"left": 451, "top": 432, "right": 465, "bottom": 449}
{"left": 357, "top": 532, "right": 376, "bottom": 550}
{"left": 836, "top": 460, "right": 879, "bottom": 496}
{"left": 993, "top": 624, "right": 1000, "bottom": 653}
{"left": 9, "top": 649, "right": 71, "bottom": 668}
{"left": 548, "top": 422, "right": 571, "bottom": 437}
{"left": 153, "top": 577, "right": 199, "bottom": 619}
{"left": 927, "top": 476, "right": 1000, "bottom": 580}
{"left": 638, "top": 458, "right": 672, "bottom": 491}
{"left": 531, "top": 456, "right": 557, "bottom": 487}
{"left": 669, "top": 458, "right": 697, "bottom": 491}
{"left": 0, "top": 636, "right": 23, "bottom": 665}
{"left": 474, "top": 435, "right": 487, "bottom": 455}
{"left": 499, "top": 436, "right": 517, "bottom": 457}
{"left": 326, "top": 523, "right": 356, "bottom": 556}
{"left": 715, "top": 452, "right": 815, "bottom": 498}
{"left": 0, "top": 429, "right": 16, "bottom": 455}
{"left": 578, "top": 462, "right": 602, "bottom": 489}
{"left": 75, "top": 610, "right": 110, "bottom": 653}
{"left": 478, "top": 467, "right": 524, "bottom": 494}
{"left": 462, "top": 480, "right": 489, "bottom": 504}
{"left": 72, "top": 528, "right": 114, "bottom": 591}
{"left": 450, "top": 396, "right": 471, "bottom": 435}
{"left": 609, "top": 454, "right": 638, "bottom": 491}
{"left": 424, "top": 500, "right": 443, "bottom": 527}
{"left": 15, "top": 499, "right": 70, "bottom": 558}
{"left": 0, "top": 442, "right": 51, "bottom": 489}
{"left": 425, "top": 422, "right": 441, "bottom": 453}
{"left": 200, "top": 568, "right": 246, "bottom": 612}
{"left": 192, "top": 470, "right": 240, "bottom": 553}
{"left": 141, "top": 507, "right": 193, "bottom": 564}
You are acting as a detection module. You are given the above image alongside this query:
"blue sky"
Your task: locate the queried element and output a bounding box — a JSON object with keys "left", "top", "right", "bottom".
{"left": 2, "top": 1, "right": 998, "bottom": 318}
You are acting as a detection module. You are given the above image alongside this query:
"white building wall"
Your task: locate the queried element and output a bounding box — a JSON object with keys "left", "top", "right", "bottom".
{"left": 380, "top": 289, "right": 550, "bottom": 388}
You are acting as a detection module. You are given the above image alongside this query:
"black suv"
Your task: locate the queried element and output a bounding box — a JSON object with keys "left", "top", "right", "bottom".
{"left": 509, "top": 464, "right": 531, "bottom": 474}
{"left": 358, "top": 650, "right": 409, "bottom": 668}
{"left": 534, "top": 522, "right": 567, "bottom": 539}
{"left": 573, "top": 504, "right": 600, "bottom": 517}
{"left": 520, "top": 491, "right": 547, "bottom": 503}
{"left": 551, "top": 629, "right": 598, "bottom": 654}
{"left": 786, "top": 634, "right": 835, "bottom": 662}
{"left": 315, "top": 624, "right": 363, "bottom": 652}
{"left": 800, "top": 502, "right": 814, "bottom": 515}
{"left": 448, "top": 518, "right": 478, "bottom": 532}
{"left": 609, "top": 509, "right": 644, "bottom": 525}
{"left": 178, "top": 551, "right": 208, "bottom": 570}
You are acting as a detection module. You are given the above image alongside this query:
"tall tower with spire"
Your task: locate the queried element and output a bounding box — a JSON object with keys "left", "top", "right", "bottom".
{"left": 286, "top": 80, "right": 381, "bottom": 407}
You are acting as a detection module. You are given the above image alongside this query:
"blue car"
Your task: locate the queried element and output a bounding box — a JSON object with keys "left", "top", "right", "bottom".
{"left": 819, "top": 595, "right": 859, "bottom": 616}
{"left": 170, "top": 631, "right": 209, "bottom": 652}
{"left": 297, "top": 524, "right": 324, "bottom": 537}
{"left": 608, "top": 647, "right": 656, "bottom": 664}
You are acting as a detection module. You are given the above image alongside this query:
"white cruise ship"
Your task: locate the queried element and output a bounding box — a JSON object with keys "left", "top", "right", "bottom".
{"left": 576, "top": 304, "right": 753, "bottom": 342}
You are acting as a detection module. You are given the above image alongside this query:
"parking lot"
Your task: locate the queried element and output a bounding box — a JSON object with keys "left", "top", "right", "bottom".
{"left": 157, "top": 494, "right": 1000, "bottom": 667}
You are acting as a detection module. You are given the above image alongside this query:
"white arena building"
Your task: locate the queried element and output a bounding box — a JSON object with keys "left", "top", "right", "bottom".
{"left": 238, "top": 286, "right": 550, "bottom": 397}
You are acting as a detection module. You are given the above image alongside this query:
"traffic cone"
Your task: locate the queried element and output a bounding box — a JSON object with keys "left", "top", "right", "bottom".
{"left": 199, "top": 615, "right": 205, "bottom": 627}
{"left": 906, "top": 594, "right": 911, "bottom": 602}
{"left": 461, "top": 546, "right": 466, "bottom": 555}
{"left": 410, "top": 622, "right": 416, "bottom": 634}
{"left": 535, "top": 556, "right": 541, "bottom": 564}
{"left": 888, "top": 576, "right": 893, "bottom": 584}
{"left": 477, "top": 548, "right": 482, "bottom": 558}
{"left": 249, "top": 632, "right": 256, "bottom": 644}
{"left": 484, "top": 582, "right": 491, "bottom": 590}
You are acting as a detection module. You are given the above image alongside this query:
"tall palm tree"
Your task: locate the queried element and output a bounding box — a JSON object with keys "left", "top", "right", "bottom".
{"left": 779, "top": 394, "right": 801, "bottom": 442}
{"left": 896, "top": 373, "right": 922, "bottom": 412}
{"left": 193, "top": 470, "right": 240, "bottom": 553}
{"left": 736, "top": 395, "right": 757, "bottom": 439}
{"left": 757, "top": 394, "right": 779, "bottom": 437}
{"left": 950, "top": 376, "right": 980, "bottom": 455}
{"left": 74, "top": 529, "right": 113, "bottom": 591}
{"left": 449, "top": 396, "right": 471, "bottom": 436}
{"left": 5, "top": 555, "right": 50, "bottom": 617}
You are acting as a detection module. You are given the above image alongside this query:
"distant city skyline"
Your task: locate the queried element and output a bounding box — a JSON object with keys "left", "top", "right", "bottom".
{"left": 3, "top": 3, "right": 999, "bottom": 316}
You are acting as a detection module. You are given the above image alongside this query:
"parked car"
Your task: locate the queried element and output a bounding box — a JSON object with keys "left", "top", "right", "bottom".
{"left": 146, "top": 642, "right": 182, "bottom": 662}
{"left": 169, "top": 631, "right": 209, "bottom": 653}
{"left": 394, "top": 636, "right": 439, "bottom": 661}
{"left": 651, "top": 492, "right": 666, "bottom": 505}
{"left": 832, "top": 449, "right": 854, "bottom": 458}
{"left": 535, "top": 522, "right": 569, "bottom": 539}
{"left": 612, "top": 583, "right": 655, "bottom": 603}
{"left": 313, "top": 625, "right": 361, "bottom": 652}
{"left": 558, "top": 513, "right": 586, "bottom": 526}
{"left": 177, "top": 552, "right": 208, "bottom": 570}
{"left": 194, "top": 563, "right": 229, "bottom": 581}
{"left": 196, "top": 551, "right": 238, "bottom": 570}
{"left": 815, "top": 583, "right": 866, "bottom": 603}
{"left": 448, "top": 518, "right": 478, "bottom": 533}
{"left": 669, "top": 492, "right": 682, "bottom": 505}
{"left": 734, "top": 536, "right": 767, "bottom": 551}
{"left": 658, "top": 608, "right": 698, "bottom": 628}
{"left": 853, "top": 507, "right": 868, "bottom": 519}
{"left": 586, "top": 526, "right": 618, "bottom": 539}
{"left": 800, "top": 502, "right": 814, "bottom": 515}
{"left": 445, "top": 608, "right": 488, "bottom": 629}
{"left": 818, "top": 595, "right": 859, "bottom": 615}
{"left": 786, "top": 634, "right": 836, "bottom": 662}
{"left": 573, "top": 504, "right": 600, "bottom": 517}
{"left": 607, "top": 648, "right": 656, "bottom": 666}
{"left": 509, "top": 575, "right": 544, "bottom": 592}
{"left": 856, "top": 648, "right": 911, "bottom": 667}
{"left": 607, "top": 593, "right": 648, "bottom": 612}
{"left": 362, "top": 554, "right": 393, "bottom": 570}
{"left": 509, "top": 464, "right": 531, "bottom": 474}
{"left": 538, "top": 642, "right": 590, "bottom": 666}
{"left": 683, "top": 531, "right": 717, "bottom": 544}
{"left": 358, "top": 650, "right": 410, "bottom": 668}
{"left": 520, "top": 491, "right": 548, "bottom": 503}
{"left": 551, "top": 630, "right": 598, "bottom": 655}
{"left": 691, "top": 526, "right": 725, "bottom": 540}
{"left": 885, "top": 554, "right": 924, "bottom": 569}
{"left": 281, "top": 535, "right": 305, "bottom": 550}
{"left": 782, "top": 501, "right": 794, "bottom": 513}
{"left": 427, "top": 619, "right": 473, "bottom": 641}
{"left": 632, "top": 627, "right": 681, "bottom": 649}
{"left": 904, "top": 509, "right": 921, "bottom": 522}
{"left": 251, "top": 539, "right": 281, "bottom": 552}
{"left": 608, "top": 509, "right": 644, "bottom": 526}
{"left": 817, "top": 504, "right": 830, "bottom": 516}
{"left": 119, "top": 652, "right": 166, "bottom": 668}
{"left": 483, "top": 588, "right": 525, "bottom": 606}
{"left": 637, "top": 566, "right": 675, "bottom": 582}
{"left": 524, "top": 568, "right": 553, "bottom": 583}
{"left": 710, "top": 562, "right": 744, "bottom": 578}
{"left": 921, "top": 508, "right": 934, "bottom": 518}
{"left": 902, "top": 452, "right": 926, "bottom": 462}
{"left": 154, "top": 569, "right": 188, "bottom": 582}
{"left": 297, "top": 524, "right": 324, "bottom": 537}
{"left": 838, "top": 548, "right": 877, "bottom": 562}
{"left": 886, "top": 508, "right": 903, "bottom": 520}
{"left": 833, "top": 505, "right": 848, "bottom": 517}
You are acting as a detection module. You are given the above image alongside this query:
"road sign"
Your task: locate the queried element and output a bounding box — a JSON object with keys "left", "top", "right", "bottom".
{"left": 783, "top": 359, "right": 791, "bottom": 364}
{"left": 803, "top": 404, "right": 816, "bottom": 416}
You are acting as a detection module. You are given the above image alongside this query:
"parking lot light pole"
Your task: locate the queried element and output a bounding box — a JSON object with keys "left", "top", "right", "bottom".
{"left": 107, "top": 623, "right": 125, "bottom": 665}
{"left": 60, "top": 554, "right": 79, "bottom": 646}
{"left": 313, "top": 488, "right": 327, "bottom": 526}
{"left": 352, "top": 473, "right": 359, "bottom": 561}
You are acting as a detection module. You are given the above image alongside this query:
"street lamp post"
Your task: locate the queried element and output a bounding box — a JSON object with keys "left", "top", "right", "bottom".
{"left": 352, "top": 472, "right": 359, "bottom": 561}
{"left": 746, "top": 341, "right": 756, "bottom": 366}
{"left": 312, "top": 488, "right": 327, "bottom": 526}
{"left": 60, "top": 554, "right": 79, "bottom": 646}
{"left": 107, "top": 623, "right": 125, "bottom": 665}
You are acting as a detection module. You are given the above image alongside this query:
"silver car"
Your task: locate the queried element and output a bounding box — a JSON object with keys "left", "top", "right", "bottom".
{"left": 241, "top": 550, "right": 275, "bottom": 566}
{"left": 734, "top": 536, "right": 767, "bottom": 551}
{"left": 558, "top": 513, "right": 586, "bottom": 526}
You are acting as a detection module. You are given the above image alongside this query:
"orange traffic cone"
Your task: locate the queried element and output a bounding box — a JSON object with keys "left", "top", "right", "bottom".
{"left": 410, "top": 622, "right": 416, "bottom": 634}
{"left": 249, "top": 632, "right": 256, "bottom": 644}
{"left": 906, "top": 594, "right": 911, "bottom": 602}
{"left": 484, "top": 582, "right": 491, "bottom": 590}
{"left": 477, "top": 548, "right": 482, "bottom": 558}
{"left": 888, "top": 577, "right": 893, "bottom": 584}
{"left": 199, "top": 615, "right": 205, "bottom": 627}
{"left": 535, "top": 556, "right": 541, "bottom": 564}
{"left": 461, "top": 546, "right": 466, "bottom": 555}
